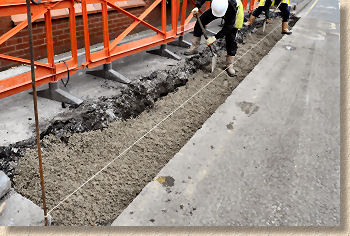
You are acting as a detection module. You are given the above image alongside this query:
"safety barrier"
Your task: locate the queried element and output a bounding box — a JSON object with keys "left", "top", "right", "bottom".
{"left": 176, "top": 0, "right": 210, "bottom": 36}
{"left": 0, "top": 0, "right": 79, "bottom": 99}
{"left": 82, "top": 0, "right": 179, "bottom": 69}
{"left": 0, "top": 0, "right": 258, "bottom": 103}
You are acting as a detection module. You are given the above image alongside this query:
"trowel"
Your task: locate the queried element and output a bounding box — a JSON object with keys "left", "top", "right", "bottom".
{"left": 195, "top": 14, "right": 217, "bottom": 73}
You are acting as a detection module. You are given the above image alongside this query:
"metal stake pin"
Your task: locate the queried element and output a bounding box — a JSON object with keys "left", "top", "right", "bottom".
{"left": 25, "top": 0, "right": 49, "bottom": 226}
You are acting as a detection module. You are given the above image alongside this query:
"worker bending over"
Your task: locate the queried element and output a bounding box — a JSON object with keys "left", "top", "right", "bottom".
{"left": 245, "top": 0, "right": 292, "bottom": 35}
{"left": 185, "top": 0, "right": 244, "bottom": 77}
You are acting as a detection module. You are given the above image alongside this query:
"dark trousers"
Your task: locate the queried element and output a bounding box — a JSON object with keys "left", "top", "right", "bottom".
{"left": 252, "top": 0, "right": 290, "bottom": 22}
{"left": 193, "top": 8, "right": 238, "bottom": 56}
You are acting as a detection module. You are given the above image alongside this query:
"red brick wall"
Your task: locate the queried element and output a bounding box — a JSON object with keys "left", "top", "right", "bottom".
{"left": 0, "top": 1, "right": 166, "bottom": 71}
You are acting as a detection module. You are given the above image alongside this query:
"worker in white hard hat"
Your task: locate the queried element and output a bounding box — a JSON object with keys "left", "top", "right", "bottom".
{"left": 244, "top": 0, "right": 292, "bottom": 35}
{"left": 185, "top": 0, "right": 244, "bottom": 77}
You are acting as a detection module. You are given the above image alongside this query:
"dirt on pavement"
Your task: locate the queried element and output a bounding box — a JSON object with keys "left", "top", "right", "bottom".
{"left": 12, "top": 17, "right": 298, "bottom": 226}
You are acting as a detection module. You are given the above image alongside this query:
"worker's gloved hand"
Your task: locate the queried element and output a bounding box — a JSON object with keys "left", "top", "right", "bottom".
{"left": 192, "top": 7, "right": 199, "bottom": 16}
{"left": 206, "top": 36, "right": 216, "bottom": 46}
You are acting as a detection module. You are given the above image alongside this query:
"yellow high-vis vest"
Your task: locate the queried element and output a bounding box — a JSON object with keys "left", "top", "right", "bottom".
{"left": 258, "top": 0, "right": 289, "bottom": 7}
{"left": 235, "top": 0, "right": 244, "bottom": 29}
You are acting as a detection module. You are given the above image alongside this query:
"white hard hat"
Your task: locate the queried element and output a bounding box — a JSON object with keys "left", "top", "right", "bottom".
{"left": 211, "top": 0, "right": 228, "bottom": 17}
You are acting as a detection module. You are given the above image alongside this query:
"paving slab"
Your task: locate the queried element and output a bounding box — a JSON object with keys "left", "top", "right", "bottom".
{"left": 112, "top": 0, "right": 339, "bottom": 226}
{"left": 0, "top": 171, "right": 10, "bottom": 199}
{"left": 0, "top": 190, "right": 46, "bottom": 226}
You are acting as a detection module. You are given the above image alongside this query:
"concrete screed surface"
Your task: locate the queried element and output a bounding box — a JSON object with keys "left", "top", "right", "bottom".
{"left": 113, "top": 0, "right": 340, "bottom": 226}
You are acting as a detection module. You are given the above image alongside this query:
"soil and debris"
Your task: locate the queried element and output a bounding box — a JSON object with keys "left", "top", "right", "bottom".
{"left": 0, "top": 16, "right": 298, "bottom": 225}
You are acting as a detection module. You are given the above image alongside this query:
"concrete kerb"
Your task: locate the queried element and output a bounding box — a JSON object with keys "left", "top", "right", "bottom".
{"left": 294, "top": 0, "right": 315, "bottom": 16}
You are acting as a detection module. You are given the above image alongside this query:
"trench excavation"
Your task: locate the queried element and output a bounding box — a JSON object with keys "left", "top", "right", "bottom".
{"left": 1, "top": 16, "right": 298, "bottom": 225}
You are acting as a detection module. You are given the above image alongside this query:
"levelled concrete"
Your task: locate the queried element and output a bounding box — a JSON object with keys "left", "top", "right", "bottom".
{"left": 0, "top": 190, "right": 46, "bottom": 226}
{"left": 112, "top": 0, "right": 339, "bottom": 226}
{"left": 0, "top": 172, "right": 10, "bottom": 199}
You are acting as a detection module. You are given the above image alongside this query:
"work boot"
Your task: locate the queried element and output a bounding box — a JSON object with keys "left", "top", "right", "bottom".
{"left": 282, "top": 22, "right": 292, "bottom": 35}
{"left": 184, "top": 36, "right": 201, "bottom": 55}
{"left": 244, "top": 15, "right": 256, "bottom": 27}
{"left": 225, "top": 55, "right": 236, "bottom": 77}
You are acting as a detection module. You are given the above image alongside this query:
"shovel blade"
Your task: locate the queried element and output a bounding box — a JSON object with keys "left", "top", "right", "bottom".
{"left": 262, "top": 21, "right": 266, "bottom": 33}
{"left": 211, "top": 54, "right": 217, "bottom": 73}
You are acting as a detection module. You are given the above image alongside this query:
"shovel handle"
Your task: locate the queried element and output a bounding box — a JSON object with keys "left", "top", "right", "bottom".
{"left": 195, "top": 13, "right": 216, "bottom": 56}
{"left": 273, "top": 1, "right": 282, "bottom": 13}
{"left": 195, "top": 14, "right": 209, "bottom": 40}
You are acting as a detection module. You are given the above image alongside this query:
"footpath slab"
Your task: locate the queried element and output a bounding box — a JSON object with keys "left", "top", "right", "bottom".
{"left": 0, "top": 190, "right": 46, "bottom": 226}
{"left": 112, "top": 0, "right": 340, "bottom": 226}
{"left": 0, "top": 171, "right": 10, "bottom": 199}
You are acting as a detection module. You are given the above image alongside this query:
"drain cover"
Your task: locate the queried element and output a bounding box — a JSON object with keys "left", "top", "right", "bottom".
{"left": 284, "top": 45, "right": 296, "bottom": 51}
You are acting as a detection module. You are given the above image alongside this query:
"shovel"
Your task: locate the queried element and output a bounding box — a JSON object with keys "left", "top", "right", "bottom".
{"left": 195, "top": 14, "right": 217, "bottom": 72}
{"left": 262, "top": 1, "right": 282, "bottom": 33}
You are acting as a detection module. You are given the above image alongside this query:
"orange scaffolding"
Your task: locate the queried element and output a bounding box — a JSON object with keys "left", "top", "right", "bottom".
{"left": 0, "top": 0, "right": 258, "bottom": 102}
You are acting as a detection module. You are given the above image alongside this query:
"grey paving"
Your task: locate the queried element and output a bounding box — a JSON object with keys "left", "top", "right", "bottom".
{"left": 0, "top": 190, "right": 46, "bottom": 226}
{"left": 0, "top": 171, "right": 10, "bottom": 199}
{"left": 112, "top": 0, "right": 340, "bottom": 226}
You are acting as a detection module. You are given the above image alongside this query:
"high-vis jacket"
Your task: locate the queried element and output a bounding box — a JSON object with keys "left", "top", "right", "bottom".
{"left": 235, "top": 0, "right": 244, "bottom": 29}
{"left": 258, "top": 0, "right": 289, "bottom": 7}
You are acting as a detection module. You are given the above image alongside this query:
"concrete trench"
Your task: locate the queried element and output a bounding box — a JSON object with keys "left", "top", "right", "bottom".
{"left": 1, "top": 16, "right": 298, "bottom": 225}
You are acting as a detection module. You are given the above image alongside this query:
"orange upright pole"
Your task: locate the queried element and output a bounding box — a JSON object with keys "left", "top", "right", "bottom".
{"left": 249, "top": 0, "right": 258, "bottom": 12}
{"left": 180, "top": 0, "right": 187, "bottom": 34}
{"left": 162, "top": 0, "right": 166, "bottom": 36}
{"left": 69, "top": 2, "right": 78, "bottom": 66}
{"left": 171, "top": 0, "right": 177, "bottom": 34}
{"left": 101, "top": 1, "right": 111, "bottom": 63}
{"left": 242, "top": 0, "right": 248, "bottom": 12}
{"left": 44, "top": 10, "right": 55, "bottom": 80}
{"left": 81, "top": 0, "right": 91, "bottom": 64}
